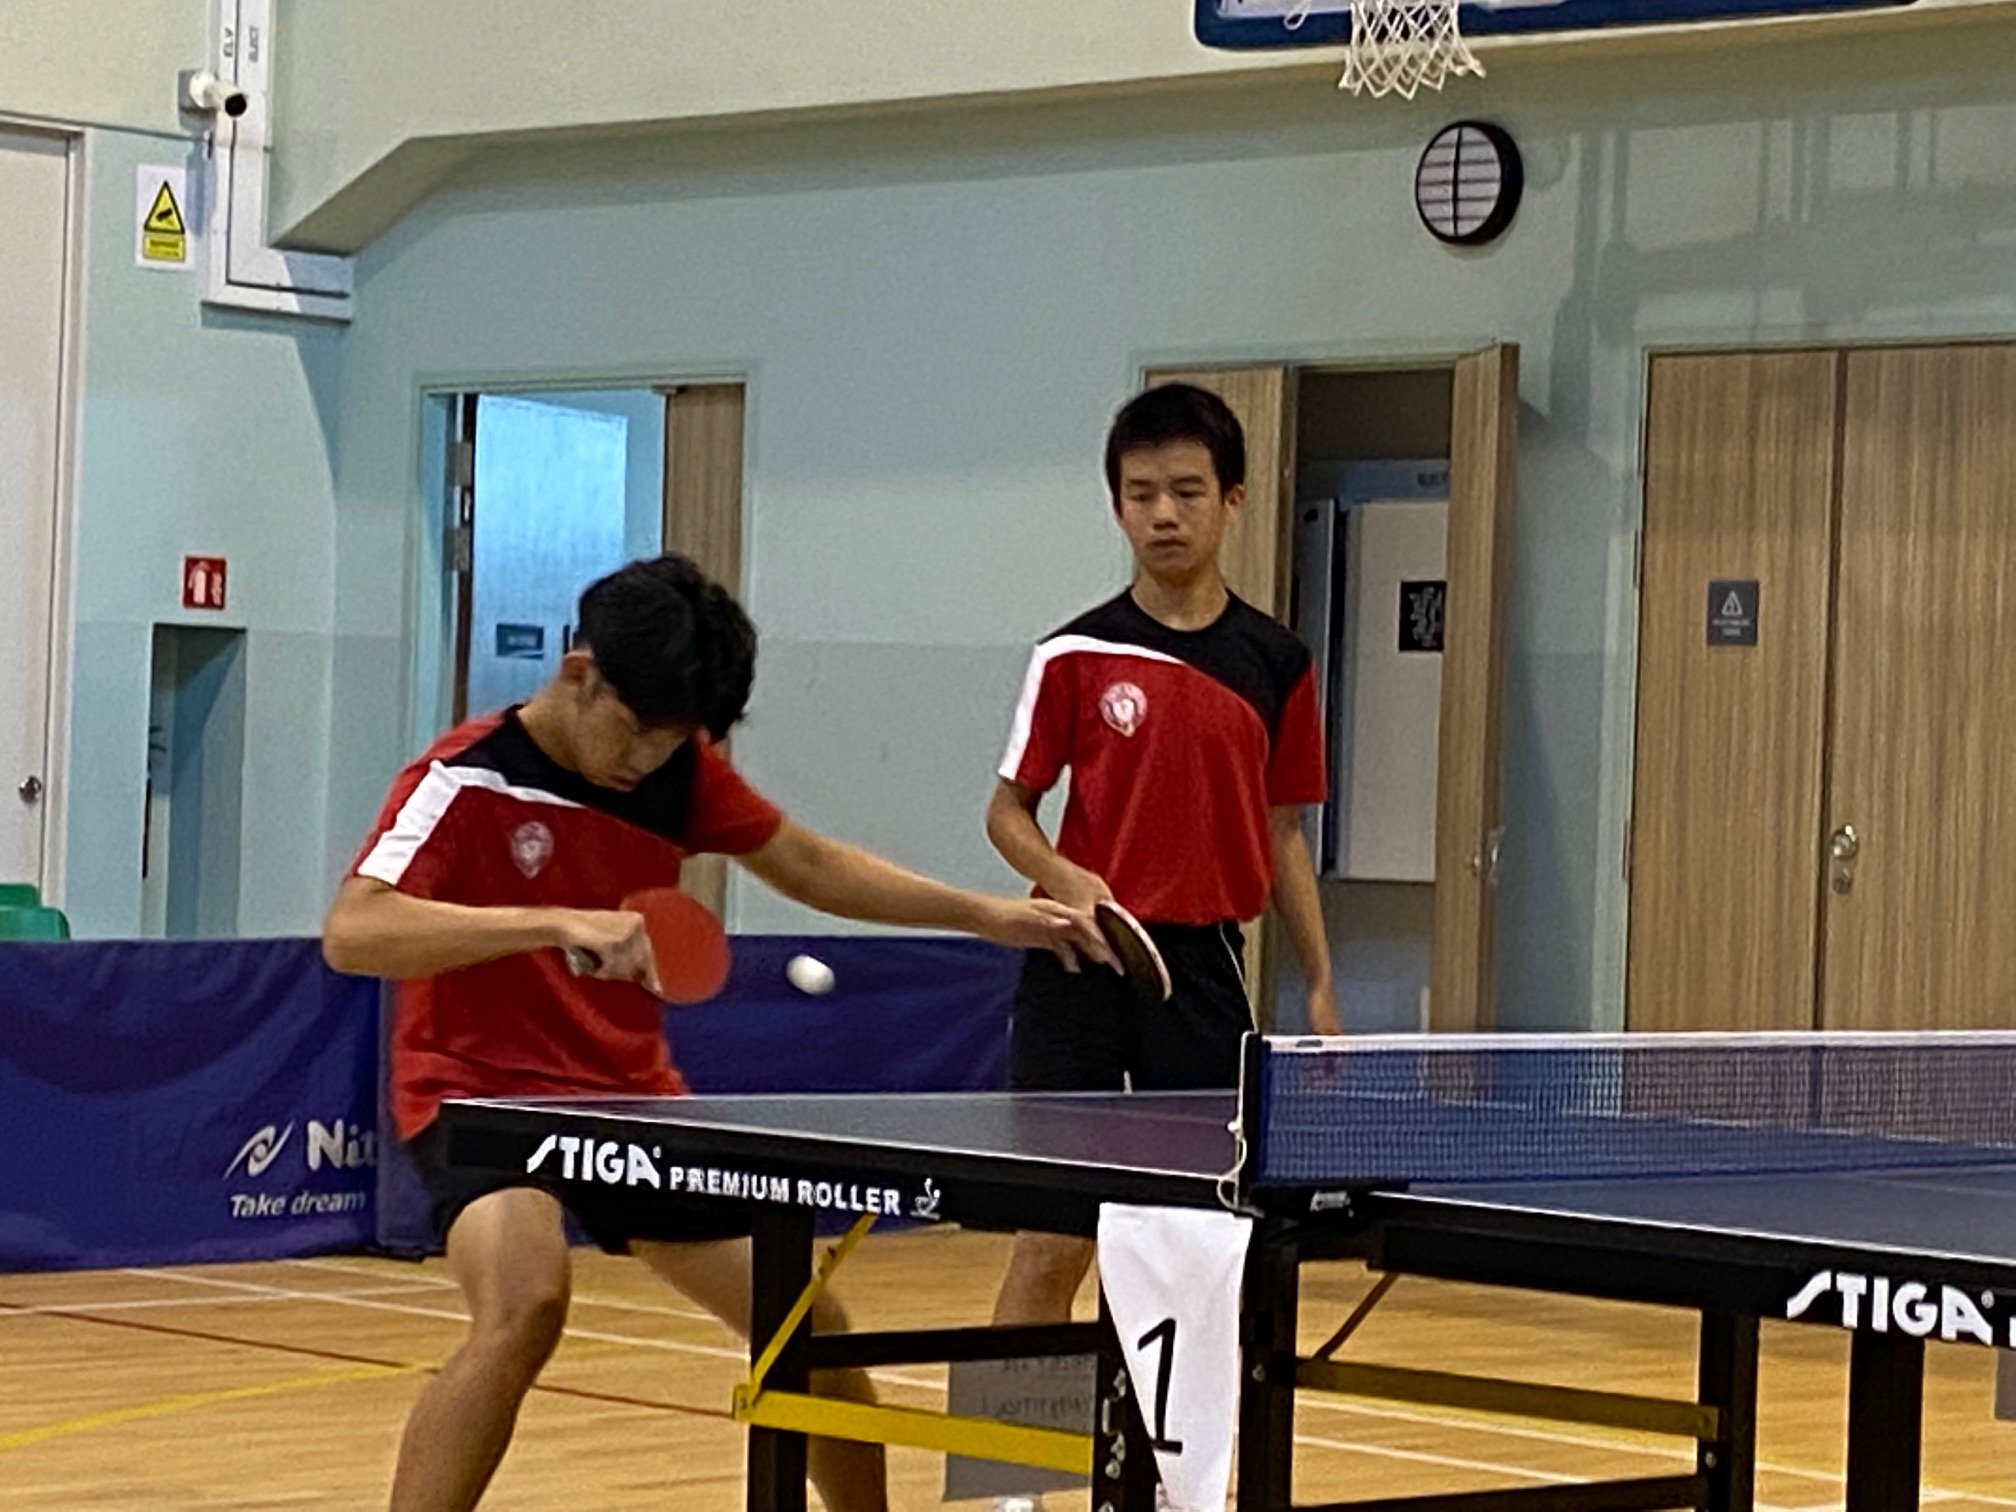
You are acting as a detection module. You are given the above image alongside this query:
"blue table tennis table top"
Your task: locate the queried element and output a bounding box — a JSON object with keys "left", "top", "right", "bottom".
{"left": 452, "top": 1089, "right": 2016, "bottom": 1273}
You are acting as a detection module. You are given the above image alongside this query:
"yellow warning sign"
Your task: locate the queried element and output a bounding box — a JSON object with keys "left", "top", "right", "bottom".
{"left": 141, "top": 178, "right": 187, "bottom": 264}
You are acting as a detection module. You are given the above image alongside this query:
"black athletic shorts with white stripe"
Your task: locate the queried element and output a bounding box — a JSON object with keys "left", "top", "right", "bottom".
{"left": 1007, "top": 921, "right": 1251, "bottom": 1092}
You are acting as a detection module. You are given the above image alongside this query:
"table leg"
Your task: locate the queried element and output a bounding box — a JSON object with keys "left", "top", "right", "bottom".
{"left": 1236, "top": 1230, "right": 1299, "bottom": 1511}
{"left": 1697, "top": 1312, "right": 1758, "bottom": 1512}
{"left": 746, "top": 1208, "right": 814, "bottom": 1512}
{"left": 1844, "top": 1331, "right": 1923, "bottom": 1512}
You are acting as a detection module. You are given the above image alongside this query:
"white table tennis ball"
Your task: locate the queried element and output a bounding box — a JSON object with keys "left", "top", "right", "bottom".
{"left": 786, "top": 954, "right": 835, "bottom": 996}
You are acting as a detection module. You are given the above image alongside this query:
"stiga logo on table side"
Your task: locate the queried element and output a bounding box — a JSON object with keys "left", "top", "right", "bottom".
{"left": 1786, "top": 1269, "right": 2015, "bottom": 1347}
{"left": 225, "top": 1119, "right": 376, "bottom": 1220}
{"left": 525, "top": 1134, "right": 944, "bottom": 1220}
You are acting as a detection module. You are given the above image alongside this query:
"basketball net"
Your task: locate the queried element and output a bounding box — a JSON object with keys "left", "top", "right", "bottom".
{"left": 1336, "top": 0, "right": 1484, "bottom": 99}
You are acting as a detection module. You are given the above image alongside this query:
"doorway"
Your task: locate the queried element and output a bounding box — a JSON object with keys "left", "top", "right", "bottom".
{"left": 429, "top": 381, "right": 748, "bottom": 916}
{"left": 0, "top": 129, "right": 74, "bottom": 899}
{"left": 1144, "top": 350, "right": 1519, "bottom": 1034}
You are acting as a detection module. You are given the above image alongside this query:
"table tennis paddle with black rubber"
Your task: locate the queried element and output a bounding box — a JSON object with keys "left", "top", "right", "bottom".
{"left": 1094, "top": 899, "right": 1172, "bottom": 1004}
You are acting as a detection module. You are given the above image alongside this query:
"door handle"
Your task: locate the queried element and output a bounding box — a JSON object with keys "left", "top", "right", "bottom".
{"left": 1829, "top": 824, "right": 1859, "bottom": 895}
{"left": 16, "top": 775, "right": 41, "bottom": 804}
{"left": 1469, "top": 826, "right": 1505, "bottom": 887}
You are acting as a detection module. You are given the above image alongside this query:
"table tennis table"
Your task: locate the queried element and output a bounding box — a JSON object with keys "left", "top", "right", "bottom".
{"left": 439, "top": 1031, "right": 2016, "bottom": 1512}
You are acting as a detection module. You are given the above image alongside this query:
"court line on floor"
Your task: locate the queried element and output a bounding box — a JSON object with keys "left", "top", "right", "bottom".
{"left": 0, "top": 1363, "right": 407, "bottom": 1455}
{"left": 1294, "top": 1369, "right": 2016, "bottom": 1506}
{"left": 124, "top": 1267, "right": 806, "bottom": 1372}
{"left": 282, "top": 1260, "right": 2016, "bottom": 1507}
{"left": 104, "top": 1270, "right": 1848, "bottom": 1502}
{"left": 287, "top": 1257, "right": 455, "bottom": 1286}
{"left": 284, "top": 1274, "right": 1983, "bottom": 1507}
{"left": 71, "top": 1264, "right": 2016, "bottom": 1509}
{"left": 1283, "top": 1428, "right": 1825, "bottom": 1512}
{"left": 287, "top": 1255, "right": 729, "bottom": 1322}
{"left": 0, "top": 1282, "right": 447, "bottom": 1319}
{"left": 0, "top": 1297, "right": 730, "bottom": 1432}
{"left": 18, "top": 1277, "right": 1668, "bottom": 1505}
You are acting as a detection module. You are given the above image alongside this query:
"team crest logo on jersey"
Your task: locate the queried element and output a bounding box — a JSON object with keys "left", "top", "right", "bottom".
{"left": 510, "top": 821, "right": 554, "bottom": 878}
{"left": 1100, "top": 682, "right": 1148, "bottom": 738}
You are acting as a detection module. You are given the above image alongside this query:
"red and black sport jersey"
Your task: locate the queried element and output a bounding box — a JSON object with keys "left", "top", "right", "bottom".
{"left": 351, "top": 708, "right": 784, "bottom": 1139}
{"left": 999, "top": 591, "right": 1325, "bottom": 926}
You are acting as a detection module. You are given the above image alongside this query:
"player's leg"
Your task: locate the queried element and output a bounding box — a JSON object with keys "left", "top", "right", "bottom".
{"left": 992, "top": 1231, "right": 1095, "bottom": 1325}
{"left": 388, "top": 1187, "right": 573, "bottom": 1512}
{"left": 632, "top": 1236, "right": 889, "bottom": 1512}
{"left": 992, "top": 949, "right": 1127, "bottom": 1327}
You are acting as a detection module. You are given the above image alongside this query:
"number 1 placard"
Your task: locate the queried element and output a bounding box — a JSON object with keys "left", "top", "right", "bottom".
{"left": 1096, "top": 1204, "right": 1254, "bottom": 1512}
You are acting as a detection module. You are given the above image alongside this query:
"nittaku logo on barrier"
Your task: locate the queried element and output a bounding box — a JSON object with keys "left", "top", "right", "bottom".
{"left": 524, "top": 1133, "right": 944, "bottom": 1221}
{"left": 225, "top": 1118, "right": 376, "bottom": 1221}
{"left": 226, "top": 1123, "right": 294, "bottom": 1179}
{"left": 225, "top": 1120, "right": 377, "bottom": 1178}
{"left": 1785, "top": 1269, "right": 2014, "bottom": 1348}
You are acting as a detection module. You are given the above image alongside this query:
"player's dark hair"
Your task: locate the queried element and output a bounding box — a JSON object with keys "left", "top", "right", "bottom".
{"left": 1103, "top": 383, "right": 1246, "bottom": 496}
{"left": 574, "top": 554, "right": 755, "bottom": 739}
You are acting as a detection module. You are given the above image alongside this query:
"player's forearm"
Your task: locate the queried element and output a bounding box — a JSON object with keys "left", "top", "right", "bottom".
{"left": 743, "top": 822, "right": 998, "bottom": 935}
{"left": 321, "top": 880, "right": 567, "bottom": 980}
{"left": 985, "top": 786, "right": 1090, "bottom": 901}
{"left": 1268, "top": 817, "right": 1332, "bottom": 985}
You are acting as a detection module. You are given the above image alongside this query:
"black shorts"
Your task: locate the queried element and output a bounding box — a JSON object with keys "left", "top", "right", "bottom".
{"left": 405, "top": 1121, "right": 754, "bottom": 1254}
{"left": 1009, "top": 921, "right": 1252, "bottom": 1092}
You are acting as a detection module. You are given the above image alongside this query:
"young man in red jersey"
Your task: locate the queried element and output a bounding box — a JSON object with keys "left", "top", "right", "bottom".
{"left": 324, "top": 554, "right": 1108, "bottom": 1512}
{"left": 986, "top": 384, "right": 1338, "bottom": 1374}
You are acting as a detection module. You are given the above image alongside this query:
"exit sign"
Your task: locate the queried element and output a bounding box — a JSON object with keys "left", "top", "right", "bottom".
{"left": 182, "top": 556, "right": 228, "bottom": 610}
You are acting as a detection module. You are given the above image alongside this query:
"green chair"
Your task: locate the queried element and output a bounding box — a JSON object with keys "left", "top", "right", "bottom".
{"left": 0, "top": 905, "right": 69, "bottom": 941}
{"left": 0, "top": 883, "right": 39, "bottom": 909}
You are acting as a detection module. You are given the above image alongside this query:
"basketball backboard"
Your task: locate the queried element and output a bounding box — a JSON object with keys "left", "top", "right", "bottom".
{"left": 1194, "top": 0, "right": 1914, "bottom": 51}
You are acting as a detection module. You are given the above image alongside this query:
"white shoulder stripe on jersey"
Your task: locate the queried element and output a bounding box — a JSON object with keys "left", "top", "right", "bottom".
{"left": 356, "top": 761, "right": 586, "bottom": 887}
{"left": 997, "top": 635, "right": 1186, "bottom": 782}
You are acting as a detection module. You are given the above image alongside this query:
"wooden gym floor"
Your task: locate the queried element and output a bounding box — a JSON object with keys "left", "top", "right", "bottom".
{"left": 3, "top": 1227, "right": 2014, "bottom": 1510}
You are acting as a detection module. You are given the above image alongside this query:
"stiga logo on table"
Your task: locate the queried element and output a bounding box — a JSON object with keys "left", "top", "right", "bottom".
{"left": 1786, "top": 1269, "right": 2015, "bottom": 1347}
{"left": 225, "top": 1118, "right": 376, "bottom": 1221}
{"left": 524, "top": 1134, "right": 945, "bottom": 1221}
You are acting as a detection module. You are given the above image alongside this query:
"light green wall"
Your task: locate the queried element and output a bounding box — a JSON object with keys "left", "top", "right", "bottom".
{"left": 325, "top": 12, "right": 2016, "bottom": 1029}
{"left": 63, "top": 127, "right": 344, "bottom": 938}
{"left": 0, "top": 0, "right": 203, "bottom": 135}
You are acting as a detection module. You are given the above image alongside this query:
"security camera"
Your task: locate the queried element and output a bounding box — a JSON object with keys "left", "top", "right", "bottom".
{"left": 179, "top": 69, "right": 248, "bottom": 119}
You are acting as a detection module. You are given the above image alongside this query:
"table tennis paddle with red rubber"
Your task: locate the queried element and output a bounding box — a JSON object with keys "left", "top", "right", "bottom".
{"left": 1093, "top": 899, "right": 1172, "bottom": 1004}
{"left": 564, "top": 887, "right": 732, "bottom": 1005}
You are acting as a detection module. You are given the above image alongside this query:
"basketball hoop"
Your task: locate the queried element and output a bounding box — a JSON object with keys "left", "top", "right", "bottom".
{"left": 1336, "top": 0, "right": 1484, "bottom": 99}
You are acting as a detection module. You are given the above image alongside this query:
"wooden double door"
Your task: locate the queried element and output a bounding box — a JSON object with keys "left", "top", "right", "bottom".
{"left": 1629, "top": 343, "right": 2016, "bottom": 1032}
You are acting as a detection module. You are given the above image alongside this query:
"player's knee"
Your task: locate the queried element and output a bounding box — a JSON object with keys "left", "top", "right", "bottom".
{"left": 1015, "top": 1234, "right": 1093, "bottom": 1292}
{"left": 473, "top": 1276, "right": 571, "bottom": 1368}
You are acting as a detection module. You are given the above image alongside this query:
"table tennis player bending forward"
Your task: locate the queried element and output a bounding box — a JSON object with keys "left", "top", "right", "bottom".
{"left": 987, "top": 384, "right": 1339, "bottom": 1369}
{"left": 322, "top": 554, "right": 1108, "bottom": 1512}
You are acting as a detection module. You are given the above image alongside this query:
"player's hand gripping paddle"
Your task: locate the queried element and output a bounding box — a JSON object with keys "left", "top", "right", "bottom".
{"left": 1093, "top": 900, "right": 1172, "bottom": 1004}
{"left": 565, "top": 888, "right": 732, "bottom": 1005}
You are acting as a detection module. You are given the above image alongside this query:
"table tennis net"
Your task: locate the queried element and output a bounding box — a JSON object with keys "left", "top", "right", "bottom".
{"left": 1244, "top": 1033, "right": 2016, "bottom": 1187}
